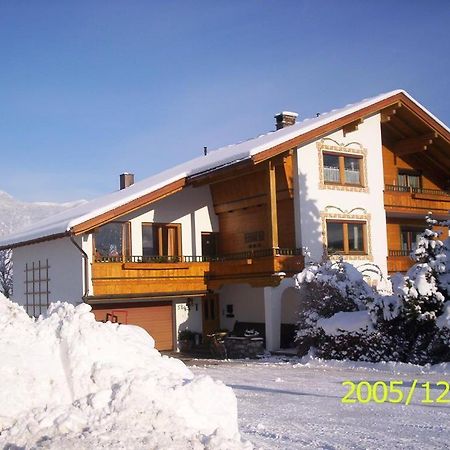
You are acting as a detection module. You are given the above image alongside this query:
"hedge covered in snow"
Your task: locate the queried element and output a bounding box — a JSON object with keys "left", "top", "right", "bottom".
{"left": 295, "top": 216, "right": 450, "bottom": 364}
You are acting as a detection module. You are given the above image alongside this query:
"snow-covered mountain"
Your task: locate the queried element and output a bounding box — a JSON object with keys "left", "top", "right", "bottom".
{"left": 0, "top": 191, "right": 86, "bottom": 238}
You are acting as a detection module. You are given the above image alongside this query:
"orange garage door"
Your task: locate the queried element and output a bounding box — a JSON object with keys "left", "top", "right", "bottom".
{"left": 92, "top": 301, "right": 173, "bottom": 351}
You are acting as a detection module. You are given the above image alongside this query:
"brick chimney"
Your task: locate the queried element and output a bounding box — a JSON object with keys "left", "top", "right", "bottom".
{"left": 120, "top": 173, "right": 134, "bottom": 190}
{"left": 274, "top": 111, "right": 298, "bottom": 130}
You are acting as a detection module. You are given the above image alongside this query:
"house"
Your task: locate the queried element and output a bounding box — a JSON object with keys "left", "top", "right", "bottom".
{"left": 1, "top": 90, "right": 449, "bottom": 352}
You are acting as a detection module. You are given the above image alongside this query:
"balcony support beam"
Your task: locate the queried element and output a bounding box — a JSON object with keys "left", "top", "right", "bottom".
{"left": 267, "top": 160, "right": 279, "bottom": 248}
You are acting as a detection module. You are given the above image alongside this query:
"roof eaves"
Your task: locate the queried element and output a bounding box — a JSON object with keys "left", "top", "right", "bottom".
{"left": 0, "top": 231, "right": 71, "bottom": 251}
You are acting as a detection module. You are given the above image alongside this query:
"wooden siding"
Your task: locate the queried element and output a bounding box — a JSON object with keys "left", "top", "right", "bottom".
{"left": 92, "top": 301, "right": 173, "bottom": 351}
{"left": 387, "top": 255, "right": 413, "bottom": 273}
{"left": 207, "top": 254, "right": 304, "bottom": 290}
{"left": 92, "top": 261, "right": 210, "bottom": 296}
{"left": 384, "top": 190, "right": 450, "bottom": 215}
{"left": 382, "top": 144, "right": 443, "bottom": 190}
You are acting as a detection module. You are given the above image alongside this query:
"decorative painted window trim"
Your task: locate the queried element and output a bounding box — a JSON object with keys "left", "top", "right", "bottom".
{"left": 317, "top": 138, "right": 369, "bottom": 193}
{"left": 320, "top": 207, "right": 372, "bottom": 261}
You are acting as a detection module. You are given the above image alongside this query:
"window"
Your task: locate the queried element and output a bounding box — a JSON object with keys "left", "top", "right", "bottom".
{"left": 397, "top": 170, "right": 421, "bottom": 189}
{"left": 142, "top": 223, "right": 181, "bottom": 257}
{"left": 323, "top": 152, "right": 363, "bottom": 186}
{"left": 25, "top": 260, "right": 50, "bottom": 317}
{"left": 326, "top": 220, "right": 367, "bottom": 255}
{"left": 400, "top": 228, "right": 422, "bottom": 251}
{"left": 94, "top": 222, "right": 131, "bottom": 261}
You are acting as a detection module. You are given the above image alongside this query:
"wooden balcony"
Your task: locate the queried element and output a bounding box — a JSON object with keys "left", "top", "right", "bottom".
{"left": 91, "top": 249, "right": 304, "bottom": 297}
{"left": 384, "top": 185, "right": 450, "bottom": 215}
{"left": 207, "top": 248, "right": 305, "bottom": 290}
{"left": 92, "top": 257, "right": 211, "bottom": 297}
{"left": 387, "top": 249, "right": 413, "bottom": 273}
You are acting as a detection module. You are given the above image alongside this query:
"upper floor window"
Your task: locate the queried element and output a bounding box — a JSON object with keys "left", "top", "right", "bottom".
{"left": 400, "top": 227, "right": 422, "bottom": 251}
{"left": 323, "top": 153, "right": 363, "bottom": 186}
{"left": 397, "top": 170, "right": 421, "bottom": 189}
{"left": 326, "top": 220, "right": 367, "bottom": 255}
{"left": 317, "top": 140, "right": 368, "bottom": 192}
{"left": 94, "top": 222, "right": 131, "bottom": 260}
{"left": 142, "top": 223, "right": 181, "bottom": 257}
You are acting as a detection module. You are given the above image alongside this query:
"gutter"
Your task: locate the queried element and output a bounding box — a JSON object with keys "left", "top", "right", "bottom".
{"left": 70, "top": 234, "right": 90, "bottom": 298}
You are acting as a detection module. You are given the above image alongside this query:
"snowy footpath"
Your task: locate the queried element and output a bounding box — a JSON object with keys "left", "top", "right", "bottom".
{"left": 192, "top": 358, "right": 450, "bottom": 450}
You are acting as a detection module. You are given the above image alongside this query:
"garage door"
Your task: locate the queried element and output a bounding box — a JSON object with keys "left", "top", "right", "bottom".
{"left": 92, "top": 301, "right": 174, "bottom": 351}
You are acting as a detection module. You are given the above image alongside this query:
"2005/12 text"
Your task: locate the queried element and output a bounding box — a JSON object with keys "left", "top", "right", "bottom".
{"left": 341, "top": 380, "right": 450, "bottom": 405}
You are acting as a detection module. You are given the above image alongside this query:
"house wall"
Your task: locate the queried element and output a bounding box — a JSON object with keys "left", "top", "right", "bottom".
{"left": 295, "top": 113, "right": 389, "bottom": 276}
{"left": 115, "top": 185, "right": 218, "bottom": 257}
{"left": 219, "top": 284, "right": 265, "bottom": 331}
{"left": 12, "top": 236, "right": 84, "bottom": 312}
{"left": 174, "top": 297, "right": 203, "bottom": 348}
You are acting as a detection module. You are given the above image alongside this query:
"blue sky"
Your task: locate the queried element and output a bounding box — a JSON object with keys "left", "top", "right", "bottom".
{"left": 1, "top": 1, "right": 449, "bottom": 202}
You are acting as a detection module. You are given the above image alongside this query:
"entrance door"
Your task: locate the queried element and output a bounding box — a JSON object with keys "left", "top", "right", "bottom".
{"left": 201, "top": 232, "right": 219, "bottom": 258}
{"left": 202, "top": 295, "right": 220, "bottom": 338}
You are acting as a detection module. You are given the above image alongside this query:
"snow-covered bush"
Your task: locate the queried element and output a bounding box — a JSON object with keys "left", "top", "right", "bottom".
{"left": 294, "top": 258, "right": 378, "bottom": 358}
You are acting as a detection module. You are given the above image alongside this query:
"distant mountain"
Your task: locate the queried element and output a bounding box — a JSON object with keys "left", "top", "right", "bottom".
{"left": 0, "top": 191, "right": 86, "bottom": 238}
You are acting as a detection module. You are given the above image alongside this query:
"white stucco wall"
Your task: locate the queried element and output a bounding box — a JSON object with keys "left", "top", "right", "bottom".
{"left": 12, "top": 236, "right": 84, "bottom": 312}
{"left": 219, "top": 284, "right": 265, "bottom": 331}
{"left": 118, "top": 185, "right": 218, "bottom": 257}
{"left": 295, "top": 113, "right": 389, "bottom": 277}
{"left": 174, "top": 297, "right": 203, "bottom": 334}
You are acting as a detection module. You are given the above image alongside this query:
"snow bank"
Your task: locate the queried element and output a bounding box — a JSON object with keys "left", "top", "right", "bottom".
{"left": 293, "top": 355, "right": 450, "bottom": 375}
{"left": 316, "top": 310, "right": 374, "bottom": 335}
{"left": 0, "top": 295, "right": 250, "bottom": 449}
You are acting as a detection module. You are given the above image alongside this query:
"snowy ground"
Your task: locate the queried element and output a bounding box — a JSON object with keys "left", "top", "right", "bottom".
{"left": 191, "top": 358, "right": 450, "bottom": 450}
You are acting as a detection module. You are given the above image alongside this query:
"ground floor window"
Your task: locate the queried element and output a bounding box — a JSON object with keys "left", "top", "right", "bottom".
{"left": 326, "top": 220, "right": 367, "bottom": 255}
{"left": 24, "top": 260, "right": 50, "bottom": 317}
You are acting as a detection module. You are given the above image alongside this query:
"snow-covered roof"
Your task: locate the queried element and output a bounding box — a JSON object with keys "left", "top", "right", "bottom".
{"left": 1, "top": 89, "right": 448, "bottom": 249}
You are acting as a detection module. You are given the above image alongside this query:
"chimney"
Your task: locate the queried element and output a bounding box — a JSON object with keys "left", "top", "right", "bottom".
{"left": 120, "top": 172, "right": 134, "bottom": 190}
{"left": 274, "top": 111, "right": 298, "bottom": 130}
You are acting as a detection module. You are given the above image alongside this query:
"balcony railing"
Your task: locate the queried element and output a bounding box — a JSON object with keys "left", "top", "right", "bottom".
{"left": 94, "top": 247, "right": 304, "bottom": 264}
{"left": 388, "top": 249, "right": 411, "bottom": 257}
{"left": 385, "top": 184, "right": 450, "bottom": 196}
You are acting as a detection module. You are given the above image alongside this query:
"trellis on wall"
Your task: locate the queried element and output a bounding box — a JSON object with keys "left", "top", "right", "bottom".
{"left": 24, "top": 260, "right": 50, "bottom": 317}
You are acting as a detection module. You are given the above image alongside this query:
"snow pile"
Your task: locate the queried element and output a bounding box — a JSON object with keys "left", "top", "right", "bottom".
{"left": 316, "top": 310, "right": 374, "bottom": 336}
{"left": 0, "top": 295, "right": 250, "bottom": 449}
